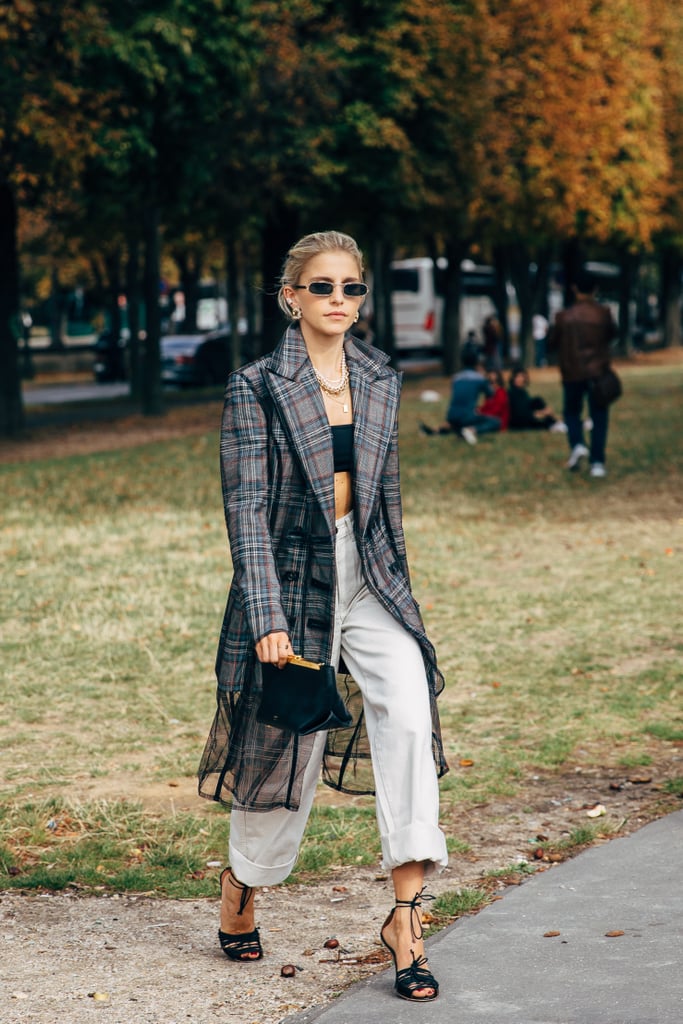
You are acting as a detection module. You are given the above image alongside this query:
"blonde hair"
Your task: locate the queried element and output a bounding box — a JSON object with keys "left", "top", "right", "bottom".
{"left": 277, "top": 231, "right": 365, "bottom": 319}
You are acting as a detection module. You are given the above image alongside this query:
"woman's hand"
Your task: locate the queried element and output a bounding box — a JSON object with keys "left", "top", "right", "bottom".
{"left": 255, "top": 632, "right": 293, "bottom": 668}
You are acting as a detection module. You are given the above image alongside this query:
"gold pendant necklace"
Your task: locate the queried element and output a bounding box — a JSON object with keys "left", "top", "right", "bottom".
{"left": 323, "top": 387, "right": 350, "bottom": 414}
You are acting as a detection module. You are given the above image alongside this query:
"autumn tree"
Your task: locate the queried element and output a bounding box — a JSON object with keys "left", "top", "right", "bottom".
{"left": 0, "top": 1, "right": 108, "bottom": 436}
{"left": 215, "top": 1, "right": 491, "bottom": 361}
{"left": 73, "top": 0, "right": 252, "bottom": 413}
{"left": 471, "top": 0, "right": 670, "bottom": 362}
{"left": 650, "top": 0, "right": 683, "bottom": 346}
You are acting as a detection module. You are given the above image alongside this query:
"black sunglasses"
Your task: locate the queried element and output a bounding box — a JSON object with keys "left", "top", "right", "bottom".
{"left": 293, "top": 281, "right": 368, "bottom": 297}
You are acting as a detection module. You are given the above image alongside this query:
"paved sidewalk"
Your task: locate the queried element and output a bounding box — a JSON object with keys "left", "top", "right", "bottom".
{"left": 287, "top": 809, "right": 683, "bottom": 1024}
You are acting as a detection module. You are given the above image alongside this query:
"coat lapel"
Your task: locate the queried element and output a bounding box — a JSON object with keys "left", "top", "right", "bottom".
{"left": 345, "top": 338, "right": 399, "bottom": 537}
{"left": 264, "top": 326, "right": 399, "bottom": 538}
{"left": 265, "top": 326, "right": 337, "bottom": 534}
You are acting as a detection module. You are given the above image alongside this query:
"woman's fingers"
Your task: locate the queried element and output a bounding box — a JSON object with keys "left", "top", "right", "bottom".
{"left": 255, "top": 632, "right": 292, "bottom": 667}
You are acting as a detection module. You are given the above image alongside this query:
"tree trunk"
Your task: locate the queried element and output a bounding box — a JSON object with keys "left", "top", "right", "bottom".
{"left": 175, "top": 250, "right": 201, "bottom": 333}
{"left": 504, "top": 242, "right": 535, "bottom": 366}
{"left": 371, "top": 238, "right": 396, "bottom": 365}
{"left": 141, "top": 205, "right": 163, "bottom": 416}
{"left": 226, "top": 236, "right": 242, "bottom": 372}
{"left": 260, "top": 207, "right": 298, "bottom": 355}
{"left": 243, "top": 241, "right": 258, "bottom": 363}
{"left": 660, "top": 245, "right": 682, "bottom": 348}
{"left": 126, "top": 237, "right": 141, "bottom": 399}
{"left": 616, "top": 249, "right": 638, "bottom": 356}
{"left": 0, "top": 181, "right": 23, "bottom": 437}
{"left": 492, "top": 246, "right": 511, "bottom": 361}
{"left": 48, "top": 266, "right": 65, "bottom": 350}
{"left": 104, "top": 249, "right": 123, "bottom": 342}
{"left": 561, "top": 237, "right": 584, "bottom": 308}
{"left": 441, "top": 238, "right": 466, "bottom": 376}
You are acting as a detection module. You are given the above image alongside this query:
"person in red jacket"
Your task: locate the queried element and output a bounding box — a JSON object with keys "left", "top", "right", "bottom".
{"left": 479, "top": 369, "right": 510, "bottom": 430}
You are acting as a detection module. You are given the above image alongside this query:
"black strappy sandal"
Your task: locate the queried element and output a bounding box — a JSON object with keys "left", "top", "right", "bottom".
{"left": 217, "top": 868, "right": 263, "bottom": 962}
{"left": 380, "top": 887, "right": 439, "bottom": 1002}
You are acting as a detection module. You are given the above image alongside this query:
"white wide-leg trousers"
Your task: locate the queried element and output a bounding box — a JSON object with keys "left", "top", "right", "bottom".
{"left": 229, "top": 512, "right": 448, "bottom": 886}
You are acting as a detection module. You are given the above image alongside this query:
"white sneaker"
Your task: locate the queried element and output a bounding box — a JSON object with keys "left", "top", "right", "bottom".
{"left": 461, "top": 426, "right": 478, "bottom": 446}
{"left": 549, "top": 421, "right": 568, "bottom": 433}
{"left": 566, "top": 443, "right": 589, "bottom": 470}
{"left": 590, "top": 462, "right": 606, "bottom": 478}
{"left": 583, "top": 418, "right": 593, "bottom": 432}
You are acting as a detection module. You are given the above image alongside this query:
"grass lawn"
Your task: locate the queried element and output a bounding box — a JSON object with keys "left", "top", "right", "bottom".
{"left": 1, "top": 356, "right": 682, "bottom": 896}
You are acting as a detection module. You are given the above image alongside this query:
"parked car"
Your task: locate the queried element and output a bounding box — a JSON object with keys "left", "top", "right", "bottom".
{"left": 161, "top": 327, "right": 232, "bottom": 387}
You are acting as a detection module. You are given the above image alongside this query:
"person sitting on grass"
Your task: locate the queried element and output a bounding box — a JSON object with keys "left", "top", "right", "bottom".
{"left": 507, "top": 365, "right": 566, "bottom": 433}
{"left": 479, "top": 368, "right": 509, "bottom": 431}
{"left": 420, "top": 342, "right": 502, "bottom": 445}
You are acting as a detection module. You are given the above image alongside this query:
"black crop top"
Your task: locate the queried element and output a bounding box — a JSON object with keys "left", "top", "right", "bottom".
{"left": 331, "top": 424, "right": 354, "bottom": 473}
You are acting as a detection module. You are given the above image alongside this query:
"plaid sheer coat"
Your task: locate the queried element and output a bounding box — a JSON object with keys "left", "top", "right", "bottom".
{"left": 198, "top": 325, "right": 448, "bottom": 810}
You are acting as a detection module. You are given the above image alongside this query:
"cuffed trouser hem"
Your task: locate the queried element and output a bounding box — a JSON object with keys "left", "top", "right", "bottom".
{"left": 228, "top": 843, "right": 296, "bottom": 888}
{"left": 380, "top": 823, "right": 449, "bottom": 877}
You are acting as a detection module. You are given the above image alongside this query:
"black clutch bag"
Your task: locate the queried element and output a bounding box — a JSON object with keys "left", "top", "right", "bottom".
{"left": 257, "top": 655, "right": 353, "bottom": 735}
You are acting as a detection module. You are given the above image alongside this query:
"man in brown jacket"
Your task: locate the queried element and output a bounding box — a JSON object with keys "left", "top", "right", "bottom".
{"left": 548, "top": 270, "right": 618, "bottom": 477}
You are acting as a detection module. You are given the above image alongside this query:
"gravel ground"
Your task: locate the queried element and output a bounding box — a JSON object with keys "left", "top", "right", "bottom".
{"left": 1, "top": 867, "right": 450, "bottom": 1024}
{"left": 3, "top": 766, "right": 680, "bottom": 1024}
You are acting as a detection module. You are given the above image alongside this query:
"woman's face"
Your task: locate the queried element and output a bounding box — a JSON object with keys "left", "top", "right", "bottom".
{"left": 284, "top": 250, "right": 365, "bottom": 343}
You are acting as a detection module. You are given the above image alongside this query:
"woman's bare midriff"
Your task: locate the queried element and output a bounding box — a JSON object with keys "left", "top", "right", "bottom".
{"left": 334, "top": 470, "right": 353, "bottom": 519}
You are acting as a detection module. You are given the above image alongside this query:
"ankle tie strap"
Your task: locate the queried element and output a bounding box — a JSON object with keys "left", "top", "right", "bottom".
{"left": 393, "top": 887, "right": 435, "bottom": 943}
{"left": 224, "top": 869, "right": 253, "bottom": 916}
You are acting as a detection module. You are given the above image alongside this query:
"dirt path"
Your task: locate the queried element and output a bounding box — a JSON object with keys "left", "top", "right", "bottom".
{"left": 2, "top": 759, "right": 680, "bottom": 1024}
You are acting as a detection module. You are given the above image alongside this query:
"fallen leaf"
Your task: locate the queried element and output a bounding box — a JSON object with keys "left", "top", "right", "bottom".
{"left": 605, "top": 930, "right": 625, "bottom": 938}
{"left": 629, "top": 775, "right": 652, "bottom": 785}
{"left": 459, "top": 759, "right": 475, "bottom": 768}
{"left": 543, "top": 930, "right": 561, "bottom": 938}
{"left": 586, "top": 804, "right": 606, "bottom": 818}
{"left": 89, "top": 992, "right": 110, "bottom": 1001}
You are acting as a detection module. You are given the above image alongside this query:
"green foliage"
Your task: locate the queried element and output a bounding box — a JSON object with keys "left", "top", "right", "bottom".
{"left": 662, "top": 777, "right": 683, "bottom": 797}
{"left": 430, "top": 887, "right": 489, "bottom": 920}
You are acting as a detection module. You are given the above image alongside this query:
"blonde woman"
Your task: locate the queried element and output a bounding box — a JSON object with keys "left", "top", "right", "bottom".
{"left": 199, "top": 231, "right": 448, "bottom": 1002}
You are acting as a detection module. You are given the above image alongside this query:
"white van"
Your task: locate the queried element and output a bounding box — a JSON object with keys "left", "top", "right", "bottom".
{"left": 390, "top": 257, "right": 496, "bottom": 352}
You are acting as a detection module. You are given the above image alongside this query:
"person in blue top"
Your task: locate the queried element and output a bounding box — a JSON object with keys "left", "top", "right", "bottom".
{"left": 420, "top": 342, "right": 502, "bottom": 444}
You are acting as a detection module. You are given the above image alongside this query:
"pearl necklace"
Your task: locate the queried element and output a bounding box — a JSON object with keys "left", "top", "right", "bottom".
{"left": 314, "top": 350, "right": 349, "bottom": 396}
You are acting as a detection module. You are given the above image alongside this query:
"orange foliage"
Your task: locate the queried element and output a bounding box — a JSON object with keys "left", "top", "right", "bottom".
{"left": 649, "top": 0, "right": 683, "bottom": 242}
{"left": 472, "top": 0, "right": 671, "bottom": 247}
